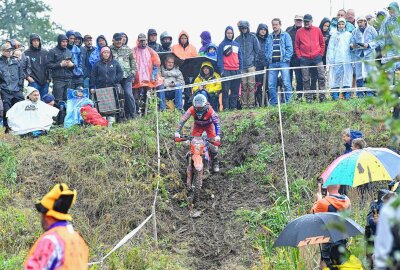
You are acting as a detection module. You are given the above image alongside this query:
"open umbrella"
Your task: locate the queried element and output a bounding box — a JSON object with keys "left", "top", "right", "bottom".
{"left": 321, "top": 147, "right": 400, "bottom": 187}
{"left": 273, "top": 213, "right": 363, "bottom": 248}
{"left": 179, "top": 56, "right": 218, "bottom": 79}
{"left": 157, "top": 52, "right": 183, "bottom": 67}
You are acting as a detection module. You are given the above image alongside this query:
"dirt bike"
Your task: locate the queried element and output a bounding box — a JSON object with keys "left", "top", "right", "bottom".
{"left": 175, "top": 135, "right": 221, "bottom": 206}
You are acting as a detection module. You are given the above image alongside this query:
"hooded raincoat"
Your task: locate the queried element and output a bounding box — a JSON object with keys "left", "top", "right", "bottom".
{"left": 350, "top": 25, "right": 378, "bottom": 79}
{"left": 172, "top": 31, "right": 198, "bottom": 60}
{"left": 199, "top": 31, "right": 212, "bottom": 55}
{"left": 89, "top": 35, "right": 108, "bottom": 68}
{"left": 378, "top": 1, "right": 400, "bottom": 65}
{"left": 327, "top": 25, "right": 353, "bottom": 88}
{"left": 192, "top": 61, "right": 222, "bottom": 94}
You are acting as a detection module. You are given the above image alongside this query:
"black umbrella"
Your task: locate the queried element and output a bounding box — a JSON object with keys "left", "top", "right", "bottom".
{"left": 157, "top": 52, "right": 183, "bottom": 67}
{"left": 273, "top": 213, "right": 364, "bottom": 248}
{"left": 179, "top": 56, "right": 218, "bottom": 79}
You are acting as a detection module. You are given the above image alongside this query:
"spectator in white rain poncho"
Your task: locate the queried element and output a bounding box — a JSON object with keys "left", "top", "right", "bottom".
{"left": 350, "top": 16, "right": 378, "bottom": 98}
{"left": 327, "top": 17, "right": 353, "bottom": 100}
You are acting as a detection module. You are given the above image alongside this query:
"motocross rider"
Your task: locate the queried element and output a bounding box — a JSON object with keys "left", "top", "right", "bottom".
{"left": 175, "top": 94, "right": 221, "bottom": 172}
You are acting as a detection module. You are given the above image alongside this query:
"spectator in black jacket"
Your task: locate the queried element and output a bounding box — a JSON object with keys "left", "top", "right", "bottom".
{"left": 254, "top": 23, "right": 268, "bottom": 107}
{"left": 90, "top": 46, "right": 123, "bottom": 90}
{"left": 81, "top": 34, "right": 95, "bottom": 89}
{"left": 148, "top": 29, "right": 162, "bottom": 52}
{"left": 319, "top": 17, "right": 331, "bottom": 65}
{"left": 47, "top": 34, "right": 74, "bottom": 104}
{"left": 160, "top": 32, "right": 173, "bottom": 52}
{"left": 0, "top": 43, "right": 25, "bottom": 131}
{"left": 24, "top": 33, "right": 49, "bottom": 99}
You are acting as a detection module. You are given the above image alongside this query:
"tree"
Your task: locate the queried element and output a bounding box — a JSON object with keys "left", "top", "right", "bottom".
{"left": 0, "top": 0, "right": 64, "bottom": 45}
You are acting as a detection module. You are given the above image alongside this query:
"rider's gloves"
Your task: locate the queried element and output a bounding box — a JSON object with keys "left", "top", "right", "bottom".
{"left": 215, "top": 136, "right": 220, "bottom": 142}
{"left": 175, "top": 132, "right": 181, "bottom": 138}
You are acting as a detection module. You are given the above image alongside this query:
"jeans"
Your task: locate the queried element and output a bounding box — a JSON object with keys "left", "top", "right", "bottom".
{"left": 221, "top": 70, "right": 241, "bottom": 110}
{"left": 300, "top": 56, "right": 326, "bottom": 101}
{"left": 120, "top": 76, "right": 136, "bottom": 118}
{"left": 28, "top": 82, "right": 49, "bottom": 100}
{"left": 164, "top": 86, "right": 183, "bottom": 110}
{"left": 356, "top": 78, "right": 374, "bottom": 97}
{"left": 268, "top": 62, "right": 292, "bottom": 105}
{"left": 156, "top": 85, "right": 166, "bottom": 111}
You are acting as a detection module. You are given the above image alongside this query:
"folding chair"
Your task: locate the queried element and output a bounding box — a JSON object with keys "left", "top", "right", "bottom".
{"left": 92, "top": 86, "right": 125, "bottom": 121}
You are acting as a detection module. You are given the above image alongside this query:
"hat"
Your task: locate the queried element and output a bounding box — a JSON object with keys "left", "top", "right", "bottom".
{"left": 113, "top": 32, "right": 122, "bottom": 40}
{"left": 357, "top": 16, "right": 367, "bottom": 22}
{"left": 1, "top": 43, "right": 12, "bottom": 51}
{"left": 25, "top": 86, "right": 39, "bottom": 98}
{"left": 83, "top": 34, "right": 92, "bottom": 41}
{"left": 294, "top": 15, "right": 304, "bottom": 21}
{"left": 42, "top": 94, "right": 55, "bottom": 104}
{"left": 377, "top": 11, "right": 386, "bottom": 17}
{"left": 303, "top": 14, "right": 313, "bottom": 22}
{"left": 138, "top": 33, "right": 147, "bottom": 41}
{"left": 100, "top": 46, "right": 111, "bottom": 54}
{"left": 35, "top": 183, "right": 77, "bottom": 221}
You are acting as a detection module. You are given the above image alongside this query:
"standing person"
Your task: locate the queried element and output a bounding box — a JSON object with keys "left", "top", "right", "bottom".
{"left": 159, "top": 31, "right": 173, "bottom": 52}
{"left": 172, "top": 31, "right": 198, "bottom": 60}
{"left": 24, "top": 33, "right": 50, "bottom": 99}
{"left": 47, "top": 34, "right": 74, "bottom": 105}
{"left": 311, "top": 183, "right": 351, "bottom": 269}
{"left": 132, "top": 33, "right": 165, "bottom": 112}
{"left": 90, "top": 46, "right": 123, "bottom": 90}
{"left": 265, "top": 18, "right": 293, "bottom": 105}
{"left": 199, "top": 31, "right": 212, "bottom": 55}
{"left": 235, "top": 20, "right": 260, "bottom": 108}
{"left": 0, "top": 43, "right": 25, "bottom": 131}
{"left": 147, "top": 29, "right": 162, "bottom": 52}
{"left": 81, "top": 34, "right": 95, "bottom": 89}
{"left": 286, "top": 15, "right": 305, "bottom": 100}
{"left": 110, "top": 32, "right": 137, "bottom": 119}
{"left": 24, "top": 183, "right": 89, "bottom": 269}
{"left": 295, "top": 14, "right": 326, "bottom": 102}
{"left": 327, "top": 17, "right": 353, "bottom": 100}
{"left": 120, "top": 32, "right": 129, "bottom": 46}
{"left": 378, "top": 2, "right": 400, "bottom": 74}
{"left": 74, "top": 32, "right": 83, "bottom": 47}
{"left": 346, "top": 9, "right": 356, "bottom": 26}
{"left": 66, "top": 30, "right": 84, "bottom": 89}
{"left": 255, "top": 23, "right": 269, "bottom": 106}
{"left": 319, "top": 18, "right": 331, "bottom": 65}
{"left": 351, "top": 16, "right": 378, "bottom": 97}
{"left": 89, "top": 35, "right": 108, "bottom": 68}
{"left": 217, "top": 26, "right": 243, "bottom": 110}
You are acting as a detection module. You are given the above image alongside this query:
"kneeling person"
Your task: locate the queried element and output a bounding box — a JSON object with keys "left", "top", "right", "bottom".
{"left": 6, "top": 86, "right": 59, "bottom": 136}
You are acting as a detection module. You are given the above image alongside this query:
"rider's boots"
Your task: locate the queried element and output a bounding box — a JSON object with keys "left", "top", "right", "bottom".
{"left": 212, "top": 154, "right": 220, "bottom": 173}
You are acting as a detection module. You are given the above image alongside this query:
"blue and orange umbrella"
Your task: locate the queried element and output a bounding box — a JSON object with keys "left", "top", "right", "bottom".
{"left": 321, "top": 148, "right": 400, "bottom": 187}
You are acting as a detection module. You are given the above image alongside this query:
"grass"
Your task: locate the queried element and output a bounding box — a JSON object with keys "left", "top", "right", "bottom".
{"left": 0, "top": 98, "right": 393, "bottom": 269}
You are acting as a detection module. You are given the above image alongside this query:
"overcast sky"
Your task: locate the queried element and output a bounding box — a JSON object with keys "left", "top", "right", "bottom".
{"left": 43, "top": 0, "right": 390, "bottom": 48}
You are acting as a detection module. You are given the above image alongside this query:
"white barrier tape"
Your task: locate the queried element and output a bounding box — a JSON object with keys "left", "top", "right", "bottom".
{"left": 152, "top": 55, "right": 398, "bottom": 93}
{"left": 88, "top": 213, "right": 153, "bottom": 266}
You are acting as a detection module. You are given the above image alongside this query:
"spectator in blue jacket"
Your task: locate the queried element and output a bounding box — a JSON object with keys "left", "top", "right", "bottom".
{"left": 66, "top": 30, "right": 84, "bottom": 88}
{"left": 217, "top": 26, "right": 243, "bottom": 110}
{"left": 89, "top": 35, "right": 108, "bottom": 68}
{"left": 266, "top": 18, "right": 293, "bottom": 105}
{"left": 235, "top": 20, "right": 260, "bottom": 108}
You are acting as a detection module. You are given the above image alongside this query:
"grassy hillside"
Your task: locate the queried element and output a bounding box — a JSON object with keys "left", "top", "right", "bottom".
{"left": 0, "top": 99, "right": 393, "bottom": 269}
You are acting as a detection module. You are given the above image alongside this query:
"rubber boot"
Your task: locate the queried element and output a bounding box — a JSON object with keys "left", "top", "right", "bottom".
{"left": 212, "top": 155, "right": 220, "bottom": 173}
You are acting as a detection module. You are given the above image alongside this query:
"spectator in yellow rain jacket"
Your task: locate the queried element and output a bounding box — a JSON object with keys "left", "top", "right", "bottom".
{"left": 322, "top": 244, "right": 363, "bottom": 270}
{"left": 192, "top": 61, "right": 222, "bottom": 111}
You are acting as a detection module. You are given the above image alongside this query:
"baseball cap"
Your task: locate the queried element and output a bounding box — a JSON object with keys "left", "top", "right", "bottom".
{"left": 138, "top": 33, "right": 147, "bottom": 41}
{"left": 113, "top": 33, "right": 122, "bottom": 40}
{"left": 1, "top": 43, "right": 12, "bottom": 51}
{"left": 303, "top": 14, "right": 313, "bottom": 22}
{"left": 294, "top": 15, "right": 304, "bottom": 21}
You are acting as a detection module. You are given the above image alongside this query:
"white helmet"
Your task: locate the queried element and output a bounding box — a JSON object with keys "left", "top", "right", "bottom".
{"left": 193, "top": 94, "right": 208, "bottom": 118}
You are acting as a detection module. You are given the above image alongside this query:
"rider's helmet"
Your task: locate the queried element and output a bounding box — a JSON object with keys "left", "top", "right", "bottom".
{"left": 193, "top": 94, "right": 209, "bottom": 119}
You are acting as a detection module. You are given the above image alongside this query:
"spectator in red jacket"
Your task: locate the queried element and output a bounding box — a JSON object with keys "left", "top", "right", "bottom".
{"left": 295, "top": 14, "right": 326, "bottom": 103}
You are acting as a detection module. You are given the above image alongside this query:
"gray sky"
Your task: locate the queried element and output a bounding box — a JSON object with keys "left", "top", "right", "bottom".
{"left": 43, "top": 0, "right": 390, "bottom": 48}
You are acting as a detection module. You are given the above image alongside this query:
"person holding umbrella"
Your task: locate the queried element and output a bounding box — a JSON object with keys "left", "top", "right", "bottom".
{"left": 311, "top": 182, "right": 351, "bottom": 269}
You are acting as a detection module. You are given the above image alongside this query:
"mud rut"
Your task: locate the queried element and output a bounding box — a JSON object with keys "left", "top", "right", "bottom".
{"left": 163, "top": 142, "right": 272, "bottom": 270}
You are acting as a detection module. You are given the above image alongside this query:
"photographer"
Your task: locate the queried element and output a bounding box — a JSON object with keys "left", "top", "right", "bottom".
{"left": 47, "top": 34, "right": 74, "bottom": 105}
{"left": 311, "top": 181, "right": 351, "bottom": 269}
